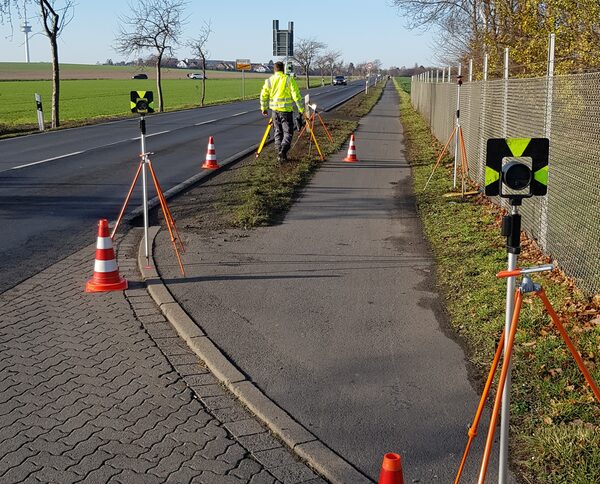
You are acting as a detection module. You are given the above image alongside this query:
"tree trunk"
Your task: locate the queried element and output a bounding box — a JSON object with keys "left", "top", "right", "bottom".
{"left": 201, "top": 53, "right": 206, "bottom": 107}
{"left": 305, "top": 71, "right": 310, "bottom": 90}
{"left": 50, "top": 35, "right": 60, "bottom": 128}
{"left": 156, "top": 52, "right": 164, "bottom": 112}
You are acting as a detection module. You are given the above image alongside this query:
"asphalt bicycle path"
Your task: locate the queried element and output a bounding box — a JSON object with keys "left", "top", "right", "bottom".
{"left": 0, "top": 228, "right": 324, "bottom": 484}
{"left": 154, "top": 83, "right": 515, "bottom": 482}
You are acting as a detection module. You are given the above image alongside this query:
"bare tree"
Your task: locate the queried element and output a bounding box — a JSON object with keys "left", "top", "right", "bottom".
{"left": 315, "top": 55, "right": 328, "bottom": 85}
{"left": 1, "top": 0, "right": 74, "bottom": 128}
{"left": 187, "top": 20, "right": 211, "bottom": 107}
{"left": 40, "top": 0, "right": 73, "bottom": 128}
{"left": 322, "top": 50, "right": 342, "bottom": 84}
{"left": 115, "top": 0, "right": 187, "bottom": 112}
{"left": 293, "top": 38, "right": 326, "bottom": 89}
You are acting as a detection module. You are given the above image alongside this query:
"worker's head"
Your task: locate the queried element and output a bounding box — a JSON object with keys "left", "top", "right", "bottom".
{"left": 274, "top": 61, "right": 284, "bottom": 72}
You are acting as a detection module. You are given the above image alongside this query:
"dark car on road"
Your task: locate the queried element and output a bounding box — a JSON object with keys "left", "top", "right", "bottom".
{"left": 132, "top": 73, "right": 148, "bottom": 79}
{"left": 333, "top": 75, "right": 347, "bottom": 85}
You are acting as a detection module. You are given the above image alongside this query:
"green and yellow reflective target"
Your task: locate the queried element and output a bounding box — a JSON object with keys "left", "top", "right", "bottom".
{"left": 130, "top": 91, "right": 154, "bottom": 114}
{"left": 485, "top": 138, "right": 549, "bottom": 196}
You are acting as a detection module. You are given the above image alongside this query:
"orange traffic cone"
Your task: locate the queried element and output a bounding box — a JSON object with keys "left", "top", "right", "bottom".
{"left": 378, "top": 453, "right": 404, "bottom": 484}
{"left": 202, "top": 136, "right": 220, "bottom": 169}
{"left": 85, "top": 219, "right": 128, "bottom": 293}
{"left": 343, "top": 133, "right": 359, "bottom": 162}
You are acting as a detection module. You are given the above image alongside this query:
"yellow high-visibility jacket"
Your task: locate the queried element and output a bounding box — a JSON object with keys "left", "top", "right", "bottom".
{"left": 260, "top": 71, "right": 304, "bottom": 113}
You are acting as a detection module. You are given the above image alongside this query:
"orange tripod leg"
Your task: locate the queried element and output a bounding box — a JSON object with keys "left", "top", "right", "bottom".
{"left": 111, "top": 161, "right": 143, "bottom": 239}
{"left": 478, "top": 290, "right": 524, "bottom": 484}
{"left": 290, "top": 123, "right": 308, "bottom": 152}
{"left": 455, "top": 330, "right": 505, "bottom": 483}
{"left": 147, "top": 162, "right": 185, "bottom": 254}
{"left": 458, "top": 127, "right": 469, "bottom": 196}
{"left": 316, "top": 112, "right": 333, "bottom": 142}
{"left": 307, "top": 118, "right": 324, "bottom": 160}
{"left": 147, "top": 162, "right": 185, "bottom": 276}
{"left": 537, "top": 289, "right": 600, "bottom": 403}
{"left": 424, "top": 126, "right": 457, "bottom": 190}
{"left": 459, "top": 127, "right": 469, "bottom": 179}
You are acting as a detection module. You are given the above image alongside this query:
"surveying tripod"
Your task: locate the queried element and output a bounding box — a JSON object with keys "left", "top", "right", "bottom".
{"left": 111, "top": 115, "right": 185, "bottom": 275}
{"left": 455, "top": 205, "right": 600, "bottom": 483}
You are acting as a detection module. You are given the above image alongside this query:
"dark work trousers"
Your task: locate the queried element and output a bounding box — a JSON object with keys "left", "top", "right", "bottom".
{"left": 272, "top": 110, "right": 294, "bottom": 156}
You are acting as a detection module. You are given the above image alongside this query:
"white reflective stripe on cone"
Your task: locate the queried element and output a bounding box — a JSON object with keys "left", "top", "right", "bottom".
{"left": 94, "top": 259, "right": 118, "bottom": 273}
{"left": 96, "top": 237, "right": 114, "bottom": 249}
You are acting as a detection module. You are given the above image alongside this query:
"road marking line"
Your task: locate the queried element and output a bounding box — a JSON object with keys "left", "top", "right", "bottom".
{"left": 195, "top": 119, "right": 217, "bottom": 126}
{"left": 231, "top": 111, "right": 250, "bottom": 117}
{"left": 130, "top": 129, "right": 171, "bottom": 141}
{"left": 10, "top": 151, "right": 84, "bottom": 171}
{"left": 147, "top": 130, "right": 171, "bottom": 138}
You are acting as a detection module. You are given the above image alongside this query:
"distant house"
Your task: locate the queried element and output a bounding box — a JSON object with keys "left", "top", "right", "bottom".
{"left": 177, "top": 58, "right": 201, "bottom": 69}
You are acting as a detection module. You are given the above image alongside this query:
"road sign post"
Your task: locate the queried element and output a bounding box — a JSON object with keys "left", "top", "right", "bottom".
{"left": 34, "top": 93, "right": 44, "bottom": 132}
{"left": 273, "top": 20, "right": 294, "bottom": 75}
{"left": 236, "top": 59, "right": 252, "bottom": 100}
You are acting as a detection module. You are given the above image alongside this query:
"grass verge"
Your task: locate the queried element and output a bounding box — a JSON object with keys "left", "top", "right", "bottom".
{"left": 217, "top": 82, "right": 385, "bottom": 228}
{"left": 394, "top": 77, "right": 600, "bottom": 483}
{"left": 0, "top": 76, "right": 329, "bottom": 138}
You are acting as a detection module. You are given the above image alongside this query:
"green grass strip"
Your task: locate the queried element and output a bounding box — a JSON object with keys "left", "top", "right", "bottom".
{"left": 394, "top": 77, "right": 600, "bottom": 484}
{"left": 219, "top": 82, "right": 385, "bottom": 228}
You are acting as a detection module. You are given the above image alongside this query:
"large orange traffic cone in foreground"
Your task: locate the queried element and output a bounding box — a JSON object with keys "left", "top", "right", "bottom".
{"left": 202, "top": 136, "right": 220, "bottom": 169}
{"left": 85, "top": 219, "right": 128, "bottom": 293}
{"left": 378, "top": 453, "right": 404, "bottom": 484}
{"left": 343, "top": 133, "right": 359, "bottom": 162}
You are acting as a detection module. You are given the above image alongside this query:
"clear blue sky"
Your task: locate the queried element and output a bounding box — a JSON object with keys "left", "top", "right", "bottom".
{"left": 0, "top": 0, "right": 434, "bottom": 68}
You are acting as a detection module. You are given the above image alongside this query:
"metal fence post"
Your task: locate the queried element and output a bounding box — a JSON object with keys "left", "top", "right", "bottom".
{"left": 540, "top": 33, "right": 555, "bottom": 251}
{"left": 477, "top": 53, "right": 489, "bottom": 185}
{"left": 483, "top": 53, "right": 488, "bottom": 81}
{"left": 468, "top": 59, "right": 473, "bottom": 82}
{"left": 453, "top": 63, "right": 463, "bottom": 188}
{"left": 502, "top": 47, "right": 509, "bottom": 137}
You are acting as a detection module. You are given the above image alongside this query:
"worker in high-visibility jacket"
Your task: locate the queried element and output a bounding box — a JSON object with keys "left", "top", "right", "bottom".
{"left": 260, "top": 61, "right": 304, "bottom": 162}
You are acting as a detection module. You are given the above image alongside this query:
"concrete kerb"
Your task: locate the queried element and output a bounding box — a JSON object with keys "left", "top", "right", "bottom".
{"left": 138, "top": 228, "right": 373, "bottom": 484}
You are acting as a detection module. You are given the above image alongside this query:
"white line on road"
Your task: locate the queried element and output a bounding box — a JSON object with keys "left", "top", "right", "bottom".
{"left": 231, "top": 111, "right": 250, "bottom": 117}
{"left": 130, "top": 130, "right": 171, "bottom": 141}
{"left": 195, "top": 119, "right": 217, "bottom": 126}
{"left": 10, "top": 151, "right": 84, "bottom": 171}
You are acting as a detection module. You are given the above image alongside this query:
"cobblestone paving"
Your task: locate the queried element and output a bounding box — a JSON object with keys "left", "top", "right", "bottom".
{"left": 0, "top": 229, "right": 322, "bottom": 483}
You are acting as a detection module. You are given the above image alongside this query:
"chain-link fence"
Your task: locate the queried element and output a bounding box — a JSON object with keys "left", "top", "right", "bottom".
{"left": 411, "top": 74, "right": 600, "bottom": 295}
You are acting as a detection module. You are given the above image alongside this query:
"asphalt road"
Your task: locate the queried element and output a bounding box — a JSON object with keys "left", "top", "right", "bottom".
{"left": 0, "top": 80, "right": 367, "bottom": 293}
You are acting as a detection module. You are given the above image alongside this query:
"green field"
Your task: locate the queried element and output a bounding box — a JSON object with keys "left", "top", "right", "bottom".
{"left": 0, "top": 78, "right": 270, "bottom": 126}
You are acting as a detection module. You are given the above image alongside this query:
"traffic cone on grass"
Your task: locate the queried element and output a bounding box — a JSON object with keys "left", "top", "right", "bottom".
{"left": 378, "top": 453, "right": 404, "bottom": 484}
{"left": 202, "top": 136, "right": 220, "bottom": 169}
{"left": 343, "top": 133, "right": 359, "bottom": 162}
{"left": 85, "top": 219, "right": 128, "bottom": 293}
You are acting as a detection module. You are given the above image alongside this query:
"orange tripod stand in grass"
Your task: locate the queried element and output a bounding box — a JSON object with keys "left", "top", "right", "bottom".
{"left": 454, "top": 264, "right": 600, "bottom": 483}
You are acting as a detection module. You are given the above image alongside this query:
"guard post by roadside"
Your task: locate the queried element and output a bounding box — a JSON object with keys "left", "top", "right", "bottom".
{"left": 34, "top": 93, "right": 44, "bottom": 132}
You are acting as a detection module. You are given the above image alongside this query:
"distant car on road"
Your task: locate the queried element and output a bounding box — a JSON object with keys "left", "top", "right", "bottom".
{"left": 333, "top": 75, "right": 347, "bottom": 86}
{"left": 132, "top": 73, "right": 148, "bottom": 79}
{"left": 187, "top": 73, "right": 206, "bottom": 79}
